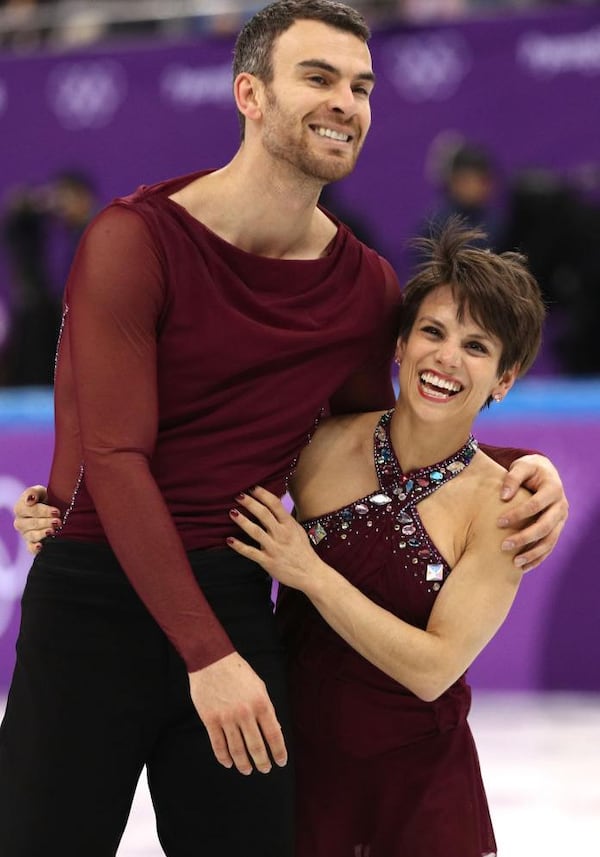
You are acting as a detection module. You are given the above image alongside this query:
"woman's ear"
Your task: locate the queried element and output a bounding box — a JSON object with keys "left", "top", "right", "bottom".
{"left": 491, "top": 365, "right": 518, "bottom": 402}
{"left": 394, "top": 337, "right": 406, "bottom": 365}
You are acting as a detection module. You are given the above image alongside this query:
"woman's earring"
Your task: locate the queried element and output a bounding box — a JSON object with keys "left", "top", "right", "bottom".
{"left": 493, "top": 393, "right": 503, "bottom": 403}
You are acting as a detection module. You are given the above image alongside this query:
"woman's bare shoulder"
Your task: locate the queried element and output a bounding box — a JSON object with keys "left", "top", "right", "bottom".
{"left": 297, "top": 411, "right": 384, "bottom": 469}
{"left": 290, "top": 410, "right": 386, "bottom": 512}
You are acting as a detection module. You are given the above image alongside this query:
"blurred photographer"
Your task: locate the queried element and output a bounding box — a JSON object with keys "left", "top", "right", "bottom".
{"left": 2, "top": 170, "right": 97, "bottom": 385}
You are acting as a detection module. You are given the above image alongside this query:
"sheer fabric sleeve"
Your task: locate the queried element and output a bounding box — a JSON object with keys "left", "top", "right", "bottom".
{"left": 66, "top": 204, "right": 234, "bottom": 672}
{"left": 329, "top": 256, "right": 402, "bottom": 415}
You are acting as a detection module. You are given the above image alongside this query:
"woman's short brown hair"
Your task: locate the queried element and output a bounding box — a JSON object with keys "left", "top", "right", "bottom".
{"left": 399, "top": 217, "right": 546, "bottom": 378}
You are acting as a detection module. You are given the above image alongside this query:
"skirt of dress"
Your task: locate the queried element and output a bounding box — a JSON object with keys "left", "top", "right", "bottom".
{"left": 291, "top": 659, "right": 497, "bottom": 857}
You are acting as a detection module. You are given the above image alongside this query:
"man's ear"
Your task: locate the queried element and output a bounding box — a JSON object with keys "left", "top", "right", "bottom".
{"left": 233, "top": 73, "right": 264, "bottom": 127}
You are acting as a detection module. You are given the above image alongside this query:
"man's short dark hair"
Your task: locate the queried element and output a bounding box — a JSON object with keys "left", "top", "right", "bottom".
{"left": 232, "top": 0, "right": 370, "bottom": 138}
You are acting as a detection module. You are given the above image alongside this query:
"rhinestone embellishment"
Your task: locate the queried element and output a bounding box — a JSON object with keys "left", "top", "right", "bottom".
{"left": 300, "top": 410, "right": 477, "bottom": 599}
{"left": 426, "top": 563, "right": 444, "bottom": 581}
{"left": 369, "top": 493, "right": 392, "bottom": 506}
{"left": 308, "top": 523, "right": 326, "bottom": 545}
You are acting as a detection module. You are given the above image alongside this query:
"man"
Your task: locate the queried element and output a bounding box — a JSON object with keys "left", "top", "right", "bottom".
{"left": 4, "top": 2, "right": 567, "bottom": 856}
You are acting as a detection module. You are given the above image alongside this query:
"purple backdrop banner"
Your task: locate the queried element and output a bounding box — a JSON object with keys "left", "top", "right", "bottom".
{"left": 1, "top": 4, "right": 599, "bottom": 300}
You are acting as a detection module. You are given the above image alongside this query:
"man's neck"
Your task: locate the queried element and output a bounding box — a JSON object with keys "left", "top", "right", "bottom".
{"left": 169, "top": 150, "right": 337, "bottom": 260}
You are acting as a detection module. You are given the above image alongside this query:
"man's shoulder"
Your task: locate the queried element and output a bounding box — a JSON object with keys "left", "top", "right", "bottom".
{"left": 114, "top": 170, "right": 206, "bottom": 209}
{"left": 92, "top": 170, "right": 213, "bottom": 248}
{"left": 342, "top": 226, "right": 402, "bottom": 306}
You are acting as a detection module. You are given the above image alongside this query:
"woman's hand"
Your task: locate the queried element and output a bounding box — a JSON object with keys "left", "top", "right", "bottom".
{"left": 226, "top": 487, "right": 321, "bottom": 591}
{"left": 13, "top": 485, "right": 62, "bottom": 555}
{"left": 498, "top": 454, "right": 568, "bottom": 571}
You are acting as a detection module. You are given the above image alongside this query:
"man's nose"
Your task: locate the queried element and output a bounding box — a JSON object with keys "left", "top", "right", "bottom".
{"left": 327, "top": 82, "right": 357, "bottom": 115}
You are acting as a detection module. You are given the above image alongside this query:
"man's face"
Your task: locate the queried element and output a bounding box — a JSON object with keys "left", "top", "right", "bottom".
{"left": 258, "top": 20, "right": 374, "bottom": 184}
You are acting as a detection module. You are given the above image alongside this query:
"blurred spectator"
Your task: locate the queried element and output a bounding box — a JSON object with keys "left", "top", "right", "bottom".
{"left": 2, "top": 170, "right": 97, "bottom": 386}
{"left": 420, "top": 141, "right": 503, "bottom": 249}
{"left": 51, "top": 171, "right": 98, "bottom": 271}
{"left": 399, "top": 0, "right": 468, "bottom": 22}
{"left": 562, "top": 200, "right": 600, "bottom": 375}
{"left": 1, "top": 0, "right": 596, "bottom": 52}
{"left": 501, "top": 171, "right": 580, "bottom": 304}
{"left": 502, "top": 169, "right": 600, "bottom": 375}
{"left": 0, "top": 0, "right": 57, "bottom": 50}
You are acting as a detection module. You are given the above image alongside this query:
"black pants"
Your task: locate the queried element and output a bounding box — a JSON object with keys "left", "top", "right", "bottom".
{"left": 0, "top": 541, "right": 294, "bottom": 857}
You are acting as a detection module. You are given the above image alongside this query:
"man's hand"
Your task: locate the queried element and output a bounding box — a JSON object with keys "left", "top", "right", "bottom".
{"left": 189, "top": 651, "right": 288, "bottom": 776}
{"left": 13, "top": 485, "right": 61, "bottom": 554}
{"left": 498, "top": 454, "right": 568, "bottom": 571}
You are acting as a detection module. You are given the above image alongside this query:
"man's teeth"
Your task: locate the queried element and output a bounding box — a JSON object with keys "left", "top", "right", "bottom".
{"left": 420, "top": 372, "right": 462, "bottom": 395}
{"left": 314, "top": 127, "right": 350, "bottom": 142}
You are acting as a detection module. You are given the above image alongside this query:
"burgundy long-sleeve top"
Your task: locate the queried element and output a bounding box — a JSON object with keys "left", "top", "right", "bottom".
{"left": 47, "top": 171, "right": 403, "bottom": 672}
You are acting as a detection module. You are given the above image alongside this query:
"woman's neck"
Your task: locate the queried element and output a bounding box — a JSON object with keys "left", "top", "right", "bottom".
{"left": 389, "top": 404, "right": 474, "bottom": 474}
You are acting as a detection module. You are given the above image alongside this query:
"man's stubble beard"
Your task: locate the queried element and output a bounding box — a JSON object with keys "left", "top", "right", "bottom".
{"left": 261, "top": 87, "right": 362, "bottom": 185}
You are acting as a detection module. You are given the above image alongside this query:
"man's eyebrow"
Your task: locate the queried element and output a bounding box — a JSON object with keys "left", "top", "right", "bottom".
{"left": 296, "top": 59, "right": 376, "bottom": 84}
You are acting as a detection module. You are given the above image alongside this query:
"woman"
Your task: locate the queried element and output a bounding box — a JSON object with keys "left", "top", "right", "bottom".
{"left": 227, "top": 220, "right": 547, "bottom": 857}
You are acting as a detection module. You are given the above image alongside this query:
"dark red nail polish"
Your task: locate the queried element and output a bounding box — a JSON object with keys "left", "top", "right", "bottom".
{"left": 235, "top": 493, "right": 246, "bottom": 501}
{"left": 229, "top": 508, "right": 239, "bottom": 517}
{"left": 226, "top": 537, "right": 235, "bottom": 546}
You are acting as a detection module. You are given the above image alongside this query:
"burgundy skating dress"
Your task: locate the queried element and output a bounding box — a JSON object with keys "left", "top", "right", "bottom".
{"left": 277, "top": 411, "right": 497, "bottom": 857}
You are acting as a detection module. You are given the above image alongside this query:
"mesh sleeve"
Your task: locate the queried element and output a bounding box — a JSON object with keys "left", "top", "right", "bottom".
{"left": 65, "top": 204, "right": 234, "bottom": 671}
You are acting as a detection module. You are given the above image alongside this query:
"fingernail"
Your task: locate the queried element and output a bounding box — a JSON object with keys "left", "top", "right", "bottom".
{"left": 501, "top": 487, "right": 511, "bottom": 499}
{"left": 44, "top": 529, "right": 54, "bottom": 537}
{"left": 226, "top": 537, "right": 235, "bottom": 546}
{"left": 514, "top": 556, "right": 528, "bottom": 567}
{"left": 50, "top": 510, "right": 60, "bottom": 517}
{"left": 501, "top": 539, "right": 515, "bottom": 551}
{"left": 235, "top": 493, "right": 246, "bottom": 501}
{"left": 26, "top": 494, "right": 36, "bottom": 503}
{"left": 35, "top": 543, "right": 42, "bottom": 553}
{"left": 259, "top": 765, "right": 272, "bottom": 774}
{"left": 275, "top": 757, "right": 288, "bottom": 767}
{"left": 229, "top": 508, "right": 239, "bottom": 518}
{"left": 498, "top": 517, "right": 509, "bottom": 527}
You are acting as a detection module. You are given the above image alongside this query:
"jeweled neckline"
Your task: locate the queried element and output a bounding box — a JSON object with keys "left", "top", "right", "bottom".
{"left": 302, "top": 410, "right": 478, "bottom": 536}
{"left": 375, "top": 409, "right": 478, "bottom": 492}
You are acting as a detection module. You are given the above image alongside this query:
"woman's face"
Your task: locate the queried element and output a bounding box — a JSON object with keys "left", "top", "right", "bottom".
{"left": 396, "top": 285, "right": 516, "bottom": 426}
